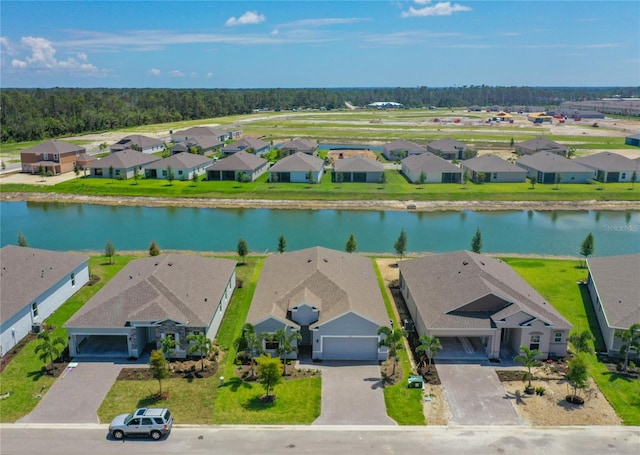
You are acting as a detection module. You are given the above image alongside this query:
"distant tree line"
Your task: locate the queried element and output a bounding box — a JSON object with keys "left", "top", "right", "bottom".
{"left": 2, "top": 86, "right": 637, "bottom": 143}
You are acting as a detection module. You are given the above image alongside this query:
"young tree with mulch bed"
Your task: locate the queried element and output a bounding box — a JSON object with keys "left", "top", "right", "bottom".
{"left": 187, "top": 333, "right": 212, "bottom": 372}
{"left": 416, "top": 335, "right": 442, "bottom": 374}
{"left": 566, "top": 353, "right": 588, "bottom": 405}
{"left": 150, "top": 350, "right": 170, "bottom": 399}
{"left": 378, "top": 326, "right": 406, "bottom": 377}
{"left": 34, "top": 330, "right": 65, "bottom": 373}
{"left": 256, "top": 355, "right": 282, "bottom": 402}
{"left": 514, "top": 345, "right": 541, "bottom": 393}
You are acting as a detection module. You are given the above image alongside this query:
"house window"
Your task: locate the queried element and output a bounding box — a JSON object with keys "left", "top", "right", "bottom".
{"left": 53, "top": 154, "right": 59, "bottom": 161}
{"left": 265, "top": 340, "right": 279, "bottom": 350}
{"left": 43, "top": 153, "right": 48, "bottom": 160}
{"left": 529, "top": 334, "right": 541, "bottom": 351}
{"left": 162, "top": 170, "right": 167, "bottom": 177}
{"left": 95, "top": 168, "right": 103, "bottom": 176}
{"left": 115, "top": 170, "right": 121, "bottom": 176}
{"left": 621, "top": 173, "right": 626, "bottom": 179}
{"left": 32, "top": 302, "right": 39, "bottom": 319}
{"left": 71, "top": 272, "right": 76, "bottom": 287}
{"left": 493, "top": 173, "right": 497, "bottom": 179}
{"left": 554, "top": 332, "right": 562, "bottom": 343}
{"left": 178, "top": 170, "right": 183, "bottom": 175}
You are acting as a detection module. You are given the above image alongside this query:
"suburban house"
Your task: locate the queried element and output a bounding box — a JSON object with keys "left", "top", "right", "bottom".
{"left": 382, "top": 139, "right": 427, "bottom": 161}
{"left": 110, "top": 134, "right": 165, "bottom": 154}
{"left": 574, "top": 152, "right": 638, "bottom": 182}
{"left": 401, "top": 152, "right": 462, "bottom": 184}
{"left": 515, "top": 137, "right": 568, "bottom": 157}
{"left": 516, "top": 152, "right": 594, "bottom": 184}
{"left": 222, "top": 137, "right": 270, "bottom": 157}
{"left": 144, "top": 153, "right": 213, "bottom": 180}
{"left": 65, "top": 254, "right": 236, "bottom": 359}
{"left": 461, "top": 154, "right": 527, "bottom": 183}
{"left": 332, "top": 156, "right": 384, "bottom": 183}
{"left": 86, "top": 149, "right": 160, "bottom": 179}
{"left": 177, "top": 136, "right": 223, "bottom": 155}
{"left": 171, "top": 126, "right": 241, "bottom": 143}
{"left": 0, "top": 246, "right": 89, "bottom": 357}
{"left": 246, "top": 247, "right": 389, "bottom": 361}
{"left": 207, "top": 151, "right": 269, "bottom": 182}
{"left": 398, "top": 251, "right": 572, "bottom": 360}
{"left": 279, "top": 138, "right": 318, "bottom": 156}
{"left": 170, "top": 143, "right": 189, "bottom": 154}
{"left": 527, "top": 113, "right": 553, "bottom": 124}
{"left": 586, "top": 254, "right": 640, "bottom": 354}
{"left": 20, "top": 139, "right": 86, "bottom": 175}
{"left": 269, "top": 152, "right": 324, "bottom": 183}
{"left": 625, "top": 133, "right": 640, "bottom": 147}
{"left": 426, "top": 138, "right": 475, "bottom": 160}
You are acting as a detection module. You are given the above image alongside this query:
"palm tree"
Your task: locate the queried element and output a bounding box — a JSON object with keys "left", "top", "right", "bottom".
{"left": 186, "top": 333, "right": 212, "bottom": 371}
{"left": 513, "top": 344, "right": 541, "bottom": 391}
{"left": 161, "top": 334, "right": 177, "bottom": 360}
{"left": 416, "top": 335, "right": 442, "bottom": 373}
{"left": 234, "top": 323, "right": 264, "bottom": 378}
{"left": 271, "top": 329, "right": 302, "bottom": 376}
{"left": 378, "top": 326, "right": 406, "bottom": 376}
{"left": 568, "top": 329, "right": 595, "bottom": 354}
{"left": 34, "top": 330, "right": 65, "bottom": 372}
{"left": 619, "top": 323, "right": 640, "bottom": 371}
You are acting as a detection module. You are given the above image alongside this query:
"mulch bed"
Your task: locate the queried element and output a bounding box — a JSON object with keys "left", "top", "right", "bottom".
{"left": 235, "top": 362, "right": 321, "bottom": 382}
{"left": 117, "top": 358, "right": 219, "bottom": 381}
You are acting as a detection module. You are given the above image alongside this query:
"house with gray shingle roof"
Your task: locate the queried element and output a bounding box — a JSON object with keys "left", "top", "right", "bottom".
{"left": 1, "top": 246, "right": 89, "bottom": 357}
{"left": 110, "top": 134, "right": 165, "bottom": 154}
{"left": 171, "top": 126, "right": 241, "bottom": 143}
{"left": 401, "top": 152, "right": 462, "bottom": 184}
{"left": 65, "top": 254, "right": 236, "bottom": 359}
{"left": 382, "top": 139, "right": 427, "bottom": 161}
{"left": 516, "top": 152, "right": 594, "bottom": 184}
{"left": 461, "top": 154, "right": 527, "bottom": 183}
{"left": 20, "top": 139, "right": 86, "bottom": 175}
{"left": 269, "top": 152, "right": 324, "bottom": 183}
{"left": 427, "top": 138, "right": 475, "bottom": 160}
{"left": 222, "top": 137, "right": 270, "bottom": 157}
{"left": 279, "top": 138, "right": 318, "bottom": 156}
{"left": 86, "top": 149, "right": 160, "bottom": 179}
{"left": 144, "top": 153, "right": 212, "bottom": 180}
{"left": 586, "top": 254, "right": 640, "bottom": 354}
{"left": 574, "top": 152, "right": 638, "bottom": 183}
{"left": 515, "top": 137, "right": 568, "bottom": 157}
{"left": 207, "top": 151, "right": 269, "bottom": 182}
{"left": 398, "top": 251, "right": 572, "bottom": 360}
{"left": 246, "top": 247, "right": 389, "bottom": 361}
{"left": 332, "top": 156, "right": 384, "bottom": 183}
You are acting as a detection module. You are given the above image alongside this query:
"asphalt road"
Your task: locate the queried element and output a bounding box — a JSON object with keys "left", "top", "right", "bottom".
{"left": 1, "top": 425, "right": 638, "bottom": 455}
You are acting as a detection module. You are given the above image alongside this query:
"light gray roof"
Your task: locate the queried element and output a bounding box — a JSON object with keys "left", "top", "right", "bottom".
{"left": 269, "top": 152, "right": 324, "bottom": 172}
{"left": 0, "top": 246, "right": 88, "bottom": 325}
{"left": 427, "top": 138, "right": 468, "bottom": 153}
{"left": 517, "top": 137, "right": 568, "bottom": 154}
{"left": 87, "top": 150, "right": 161, "bottom": 169}
{"left": 209, "top": 151, "right": 268, "bottom": 171}
{"left": 462, "top": 154, "right": 526, "bottom": 173}
{"left": 114, "top": 134, "right": 164, "bottom": 149}
{"left": 280, "top": 138, "right": 317, "bottom": 151}
{"left": 402, "top": 152, "right": 461, "bottom": 173}
{"left": 21, "top": 139, "right": 85, "bottom": 156}
{"left": 574, "top": 152, "right": 638, "bottom": 172}
{"left": 65, "top": 254, "right": 236, "bottom": 328}
{"left": 517, "top": 152, "right": 593, "bottom": 173}
{"left": 333, "top": 156, "right": 384, "bottom": 172}
{"left": 587, "top": 254, "right": 640, "bottom": 329}
{"left": 247, "top": 247, "right": 388, "bottom": 328}
{"left": 383, "top": 139, "right": 426, "bottom": 153}
{"left": 185, "top": 136, "right": 224, "bottom": 150}
{"left": 145, "top": 153, "right": 212, "bottom": 170}
{"left": 398, "top": 251, "right": 572, "bottom": 330}
{"left": 223, "top": 137, "right": 269, "bottom": 152}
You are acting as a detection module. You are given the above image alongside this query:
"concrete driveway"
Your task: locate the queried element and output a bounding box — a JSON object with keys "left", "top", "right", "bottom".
{"left": 437, "top": 363, "right": 525, "bottom": 425}
{"left": 311, "top": 361, "right": 396, "bottom": 425}
{"left": 18, "top": 357, "right": 147, "bottom": 424}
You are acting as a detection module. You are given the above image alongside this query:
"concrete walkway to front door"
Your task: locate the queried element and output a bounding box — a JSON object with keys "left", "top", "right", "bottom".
{"left": 437, "top": 363, "right": 526, "bottom": 425}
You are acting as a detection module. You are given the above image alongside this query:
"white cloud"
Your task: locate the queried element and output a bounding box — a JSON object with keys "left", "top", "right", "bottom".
{"left": 277, "top": 17, "right": 369, "bottom": 28}
{"left": 148, "top": 68, "right": 161, "bottom": 76}
{"left": 402, "top": 1, "right": 472, "bottom": 18}
{"left": 9, "top": 36, "right": 104, "bottom": 76}
{"left": 206, "top": 72, "right": 213, "bottom": 78}
{"left": 225, "top": 11, "right": 265, "bottom": 27}
{"left": 169, "top": 70, "right": 185, "bottom": 77}
{"left": 1, "top": 37, "right": 18, "bottom": 56}
{"left": 271, "top": 29, "right": 279, "bottom": 36}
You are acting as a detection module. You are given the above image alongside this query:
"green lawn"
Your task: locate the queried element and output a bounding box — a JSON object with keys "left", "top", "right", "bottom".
{"left": 505, "top": 258, "right": 640, "bottom": 426}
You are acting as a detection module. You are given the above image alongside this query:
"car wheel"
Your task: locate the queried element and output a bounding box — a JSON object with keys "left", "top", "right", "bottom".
{"left": 150, "top": 430, "right": 162, "bottom": 440}
{"left": 112, "top": 430, "right": 124, "bottom": 440}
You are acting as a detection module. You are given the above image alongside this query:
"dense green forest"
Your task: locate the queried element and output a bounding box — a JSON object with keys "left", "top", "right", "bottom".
{"left": 1, "top": 86, "right": 637, "bottom": 143}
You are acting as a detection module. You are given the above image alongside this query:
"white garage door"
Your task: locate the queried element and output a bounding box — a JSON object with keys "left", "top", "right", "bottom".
{"left": 322, "top": 336, "right": 378, "bottom": 360}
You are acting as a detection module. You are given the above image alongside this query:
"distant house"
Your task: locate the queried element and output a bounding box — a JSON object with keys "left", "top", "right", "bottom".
{"left": 401, "top": 152, "right": 462, "bottom": 184}
{"left": 515, "top": 137, "right": 568, "bottom": 157}
{"left": 1, "top": 246, "right": 89, "bottom": 357}
{"left": 516, "top": 152, "right": 594, "bottom": 184}
{"left": 467, "top": 105, "right": 482, "bottom": 112}
{"left": 461, "top": 154, "right": 527, "bottom": 183}
{"left": 246, "top": 247, "right": 389, "bottom": 361}
{"left": 86, "top": 150, "right": 160, "bottom": 179}
{"left": 207, "top": 151, "right": 269, "bottom": 182}
{"left": 20, "top": 140, "right": 86, "bottom": 175}
{"left": 144, "top": 153, "right": 212, "bottom": 180}
{"left": 222, "top": 137, "right": 270, "bottom": 157}
{"left": 170, "top": 143, "right": 189, "bottom": 155}
{"left": 65, "top": 254, "right": 236, "bottom": 359}
{"left": 426, "top": 138, "right": 475, "bottom": 160}
{"left": 171, "top": 126, "right": 241, "bottom": 143}
{"left": 548, "top": 109, "right": 605, "bottom": 120}
{"left": 625, "top": 133, "right": 640, "bottom": 147}
{"left": 527, "top": 113, "right": 553, "bottom": 124}
{"left": 279, "top": 138, "right": 317, "bottom": 156}
{"left": 586, "top": 254, "right": 640, "bottom": 354}
{"left": 574, "top": 152, "right": 638, "bottom": 183}
{"left": 382, "top": 139, "right": 427, "bottom": 161}
{"left": 181, "top": 136, "right": 224, "bottom": 155}
{"left": 332, "top": 156, "right": 384, "bottom": 183}
{"left": 269, "top": 152, "right": 324, "bottom": 183}
{"left": 398, "top": 251, "right": 572, "bottom": 360}
{"left": 110, "top": 135, "right": 165, "bottom": 154}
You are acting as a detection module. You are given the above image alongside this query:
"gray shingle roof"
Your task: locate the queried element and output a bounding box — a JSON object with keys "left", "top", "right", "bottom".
{"left": 516, "top": 137, "right": 568, "bottom": 154}
{"left": 0, "top": 246, "right": 88, "bottom": 325}
{"left": 247, "top": 247, "right": 388, "bottom": 328}
{"left": 21, "top": 139, "right": 85, "bottom": 156}
{"left": 517, "top": 152, "right": 593, "bottom": 173}
{"left": 574, "top": 152, "right": 638, "bottom": 172}
{"left": 185, "top": 136, "right": 224, "bottom": 150}
{"left": 333, "top": 156, "right": 384, "bottom": 172}
{"left": 462, "top": 154, "right": 525, "bottom": 173}
{"left": 280, "top": 138, "right": 317, "bottom": 151}
{"left": 114, "top": 134, "right": 164, "bottom": 149}
{"left": 383, "top": 139, "right": 426, "bottom": 154}
{"left": 587, "top": 254, "right": 640, "bottom": 329}
{"left": 427, "top": 138, "right": 468, "bottom": 153}
{"left": 87, "top": 150, "right": 161, "bottom": 169}
{"left": 402, "top": 152, "right": 461, "bottom": 173}
{"left": 145, "top": 153, "right": 212, "bottom": 170}
{"left": 209, "top": 151, "right": 268, "bottom": 171}
{"left": 398, "top": 251, "right": 572, "bottom": 330}
{"left": 269, "top": 152, "right": 324, "bottom": 172}
{"left": 65, "top": 254, "right": 236, "bottom": 328}
{"left": 223, "top": 137, "right": 269, "bottom": 153}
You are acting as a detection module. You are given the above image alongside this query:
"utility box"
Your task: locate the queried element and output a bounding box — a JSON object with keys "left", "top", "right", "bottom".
{"left": 408, "top": 375, "right": 423, "bottom": 389}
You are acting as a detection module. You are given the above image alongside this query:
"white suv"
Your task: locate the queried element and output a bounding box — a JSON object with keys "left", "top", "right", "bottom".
{"left": 109, "top": 408, "right": 173, "bottom": 440}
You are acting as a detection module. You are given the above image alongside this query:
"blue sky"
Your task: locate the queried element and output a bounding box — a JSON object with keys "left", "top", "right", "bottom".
{"left": 1, "top": 1, "right": 638, "bottom": 88}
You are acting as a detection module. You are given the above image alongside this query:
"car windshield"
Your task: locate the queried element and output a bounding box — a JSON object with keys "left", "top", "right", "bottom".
{"left": 123, "top": 413, "right": 135, "bottom": 425}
